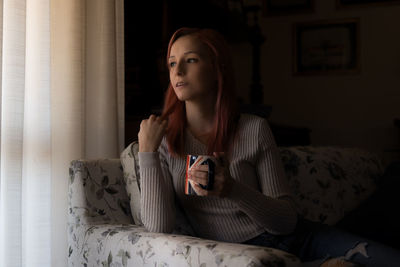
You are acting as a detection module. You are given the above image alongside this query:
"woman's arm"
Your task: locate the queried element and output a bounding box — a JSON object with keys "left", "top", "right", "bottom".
{"left": 227, "top": 119, "right": 298, "bottom": 235}
{"left": 138, "top": 115, "right": 175, "bottom": 233}
{"left": 139, "top": 146, "right": 175, "bottom": 233}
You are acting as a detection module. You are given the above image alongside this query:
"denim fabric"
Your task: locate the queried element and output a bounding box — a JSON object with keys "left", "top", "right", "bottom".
{"left": 336, "top": 161, "right": 400, "bottom": 250}
{"left": 243, "top": 216, "right": 400, "bottom": 266}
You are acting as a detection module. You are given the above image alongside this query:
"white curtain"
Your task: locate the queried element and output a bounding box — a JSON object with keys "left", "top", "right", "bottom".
{"left": 0, "top": 0, "right": 125, "bottom": 266}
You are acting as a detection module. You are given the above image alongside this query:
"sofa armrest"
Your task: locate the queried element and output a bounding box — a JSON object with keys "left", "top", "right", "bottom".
{"left": 68, "top": 159, "right": 133, "bottom": 226}
{"left": 68, "top": 224, "right": 301, "bottom": 267}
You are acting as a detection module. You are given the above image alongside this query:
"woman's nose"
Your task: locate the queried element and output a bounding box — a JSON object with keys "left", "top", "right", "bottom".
{"left": 176, "top": 62, "right": 185, "bottom": 76}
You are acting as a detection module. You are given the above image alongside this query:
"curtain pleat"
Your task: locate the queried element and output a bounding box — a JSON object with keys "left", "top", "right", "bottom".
{"left": 115, "top": 0, "right": 125, "bottom": 154}
{"left": 85, "top": 0, "right": 125, "bottom": 159}
{"left": 0, "top": 0, "right": 51, "bottom": 265}
{"left": 50, "top": 0, "right": 86, "bottom": 265}
{"left": 1, "top": 0, "right": 27, "bottom": 266}
{"left": 0, "top": 0, "right": 125, "bottom": 266}
{"left": 23, "top": 0, "right": 51, "bottom": 265}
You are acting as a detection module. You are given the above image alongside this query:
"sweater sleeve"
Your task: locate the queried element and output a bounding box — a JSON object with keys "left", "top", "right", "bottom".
{"left": 228, "top": 118, "right": 298, "bottom": 235}
{"left": 138, "top": 140, "right": 175, "bottom": 233}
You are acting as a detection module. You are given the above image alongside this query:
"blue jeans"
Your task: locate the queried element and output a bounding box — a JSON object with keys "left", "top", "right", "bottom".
{"left": 242, "top": 216, "right": 400, "bottom": 266}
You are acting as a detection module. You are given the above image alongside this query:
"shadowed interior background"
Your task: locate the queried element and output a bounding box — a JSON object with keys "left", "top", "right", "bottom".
{"left": 124, "top": 0, "right": 400, "bottom": 167}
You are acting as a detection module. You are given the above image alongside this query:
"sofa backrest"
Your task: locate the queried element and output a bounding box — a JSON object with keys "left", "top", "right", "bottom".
{"left": 279, "top": 146, "right": 383, "bottom": 225}
{"left": 68, "top": 145, "right": 383, "bottom": 228}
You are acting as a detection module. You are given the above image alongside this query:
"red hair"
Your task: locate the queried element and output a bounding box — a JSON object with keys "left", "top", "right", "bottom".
{"left": 161, "top": 27, "right": 239, "bottom": 157}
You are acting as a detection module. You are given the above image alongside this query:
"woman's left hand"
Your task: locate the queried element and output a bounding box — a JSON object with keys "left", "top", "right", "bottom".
{"left": 188, "top": 152, "right": 234, "bottom": 197}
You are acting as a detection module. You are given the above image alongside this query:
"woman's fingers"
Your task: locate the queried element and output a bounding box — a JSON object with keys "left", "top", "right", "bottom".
{"left": 159, "top": 118, "right": 168, "bottom": 132}
{"left": 191, "top": 180, "right": 224, "bottom": 197}
{"left": 191, "top": 181, "right": 208, "bottom": 196}
{"left": 213, "top": 152, "right": 229, "bottom": 167}
{"left": 192, "top": 165, "right": 208, "bottom": 172}
{"left": 138, "top": 114, "right": 168, "bottom": 152}
{"left": 187, "top": 154, "right": 233, "bottom": 197}
{"left": 189, "top": 167, "right": 208, "bottom": 185}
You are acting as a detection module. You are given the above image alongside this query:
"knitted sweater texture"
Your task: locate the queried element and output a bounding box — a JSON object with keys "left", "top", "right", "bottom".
{"left": 138, "top": 114, "right": 297, "bottom": 242}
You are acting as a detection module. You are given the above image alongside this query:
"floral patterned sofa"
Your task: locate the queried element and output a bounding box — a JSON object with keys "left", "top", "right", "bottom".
{"left": 68, "top": 144, "right": 383, "bottom": 267}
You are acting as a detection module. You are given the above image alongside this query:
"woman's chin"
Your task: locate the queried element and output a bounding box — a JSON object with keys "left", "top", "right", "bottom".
{"left": 176, "top": 95, "right": 187, "bottom": 102}
{"left": 176, "top": 93, "right": 191, "bottom": 102}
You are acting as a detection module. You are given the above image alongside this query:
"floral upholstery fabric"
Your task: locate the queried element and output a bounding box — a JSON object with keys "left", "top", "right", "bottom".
{"left": 68, "top": 159, "right": 133, "bottom": 226}
{"left": 69, "top": 145, "right": 383, "bottom": 266}
{"left": 279, "top": 146, "right": 383, "bottom": 225}
{"left": 68, "top": 159, "right": 301, "bottom": 267}
{"left": 120, "top": 142, "right": 142, "bottom": 225}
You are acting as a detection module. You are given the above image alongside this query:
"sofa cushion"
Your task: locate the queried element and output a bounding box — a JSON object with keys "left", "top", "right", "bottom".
{"left": 120, "top": 141, "right": 196, "bottom": 236}
{"left": 279, "top": 146, "right": 383, "bottom": 225}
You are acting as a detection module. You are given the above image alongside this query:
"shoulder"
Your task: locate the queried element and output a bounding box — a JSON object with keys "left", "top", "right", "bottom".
{"left": 236, "top": 113, "right": 275, "bottom": 148}
{"left": 239, "top": 113, "right": 266, "bottom": 123}
{"left": 237, "top": 113, "right": 269, "bottom": 133}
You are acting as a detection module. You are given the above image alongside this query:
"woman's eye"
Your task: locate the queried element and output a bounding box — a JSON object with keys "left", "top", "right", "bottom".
{"left": 187, "top": 58, "right": 198, "bottom": 63}
{"left": 169, "top": 62, "right": 176, "bottom": 67}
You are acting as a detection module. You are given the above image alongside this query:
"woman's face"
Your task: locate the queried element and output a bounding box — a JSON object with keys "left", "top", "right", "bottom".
{"left": 168, "top": 34, "right": 217, "bottom": 103}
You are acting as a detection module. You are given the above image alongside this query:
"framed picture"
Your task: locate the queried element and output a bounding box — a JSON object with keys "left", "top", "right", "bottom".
{"left": 337, "top": 0, "right": 400, "bottom": 8}
{"left": 293, "top": 18, "right": 360, "bottom": 75}
{"left": 262, "top": 0, "right": 314, "bottom": 16}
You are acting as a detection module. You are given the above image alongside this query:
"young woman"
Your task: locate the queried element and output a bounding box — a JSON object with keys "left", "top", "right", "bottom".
{"left": 138, "top": 27, "right": 400, "bottom": 266}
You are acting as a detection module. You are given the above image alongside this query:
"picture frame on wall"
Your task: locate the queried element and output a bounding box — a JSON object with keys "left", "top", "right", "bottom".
{"left": 293, "top": 18, "right": 360, "bottom": 75}
{"left": 337, "top": 0, "right": 400, "bottom": 8}
{"left": 262, "top": 0, "right": 314, "bottom": 16}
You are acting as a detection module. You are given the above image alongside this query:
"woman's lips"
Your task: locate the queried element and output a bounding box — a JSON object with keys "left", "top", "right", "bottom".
{"left": 176, "top": 82, "right": 188, "bottom": 87}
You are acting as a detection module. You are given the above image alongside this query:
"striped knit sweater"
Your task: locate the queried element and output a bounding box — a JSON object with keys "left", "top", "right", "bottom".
{"left": 138, "top": 113, "right": 298, "bottom": 243}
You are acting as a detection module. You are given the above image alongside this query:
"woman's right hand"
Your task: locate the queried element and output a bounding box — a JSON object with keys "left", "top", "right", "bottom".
{"left": 138, "top": 115, "right": 168, "bottom": 152}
